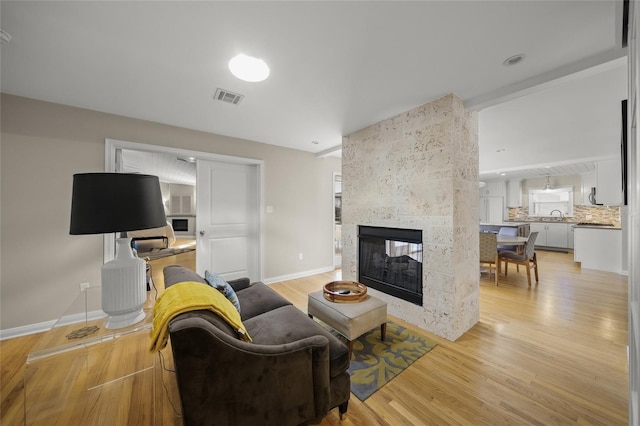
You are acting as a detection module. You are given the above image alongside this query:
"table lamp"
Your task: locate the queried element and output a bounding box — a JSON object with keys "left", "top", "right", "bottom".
{"left": 70, "top": 173, "right": 167, "bottom": 329}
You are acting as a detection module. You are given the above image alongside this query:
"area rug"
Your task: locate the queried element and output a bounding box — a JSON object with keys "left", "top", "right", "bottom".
{"left": 333, "top": 321, "right": 437, "bottom": 401}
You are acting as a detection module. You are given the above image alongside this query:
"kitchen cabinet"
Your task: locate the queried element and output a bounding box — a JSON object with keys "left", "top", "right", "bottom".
{"left": 479, "top": 181, "right": 504, "bottom": 197}
{"left": 506, "top": 179, "right": 522, "bottom": 208}
{"left": 169, "top": 184, "right": 195, "bottom": 214}
{"left": 580, "top": 170, "right": 596, "bottom": 205}
{"left": 573, "top": 227, "right": 622, "bottom": 273}
{"left": 567, "top": 225, "right": 574, "bottom": 249}
{"left": 529, "top": 222, "right": 569, "bottom": 248}
{"left": 479, "top": 197, "right": 503, "bottom": 224}
{"left": 595, "top": 159, "right": 622, "bottom": 206}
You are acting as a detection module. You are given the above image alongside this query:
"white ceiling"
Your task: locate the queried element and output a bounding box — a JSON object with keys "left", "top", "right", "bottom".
{"left": 121, "top": 149, "right": 196, "bottom": 186}
{"left": 479, "top": 59, "right": 627, "bottom": 181}
{"left": 0, "top": 1, "right": 628, "bottom": 178}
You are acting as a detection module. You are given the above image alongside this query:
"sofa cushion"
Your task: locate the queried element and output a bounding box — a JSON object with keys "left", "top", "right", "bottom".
{"left": 235, "top": 282, "right": 292, "bottom": 321}
{"left": 163, "top": 265, "right": 207, "bottom": 287}
{"left": 205, "top": 270, "right": 241, "bottom": 314}
{"left": 163, "top": 265, "right": 249, "bottom": 292}
{"left": 244, "top": 305, "right": 350, "bottom": 378}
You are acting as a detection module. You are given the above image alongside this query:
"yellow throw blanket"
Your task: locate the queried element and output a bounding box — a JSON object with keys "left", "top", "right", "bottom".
{"left": 149, "top": 281, "right": 252, "bottom": 353}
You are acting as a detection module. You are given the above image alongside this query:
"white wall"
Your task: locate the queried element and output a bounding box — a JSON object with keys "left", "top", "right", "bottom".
{"left": 0, "top": 94, "right": 340, "bottom": 332}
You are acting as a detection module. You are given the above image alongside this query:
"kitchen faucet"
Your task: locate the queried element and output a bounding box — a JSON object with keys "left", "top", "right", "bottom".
{"left": 549, "top": 209, "right": 564, "bottom": 219}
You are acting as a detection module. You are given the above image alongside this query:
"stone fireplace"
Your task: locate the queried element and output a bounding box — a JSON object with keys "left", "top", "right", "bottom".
{"left": 342, "top": 94, "right": 479, "bottom": 341}
{"left": 358, "top": 225, "right": 423, "bottom": 305}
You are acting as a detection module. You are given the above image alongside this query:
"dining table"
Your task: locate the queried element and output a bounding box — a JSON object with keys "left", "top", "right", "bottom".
{"left": 496, "top": 235, "right": 528, "bottom": 246}
{"left": 480, "top": 234, "right": 529, "bottom": 278}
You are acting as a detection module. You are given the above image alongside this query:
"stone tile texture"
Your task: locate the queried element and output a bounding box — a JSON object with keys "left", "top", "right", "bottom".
{"left": 342, "top": 94, "right": 479, "bottom": 342}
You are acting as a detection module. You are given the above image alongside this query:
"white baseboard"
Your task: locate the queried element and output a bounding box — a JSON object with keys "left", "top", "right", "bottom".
{"left": 263, "top": 266, "right": 336, "bottom": 285}
{"left": 0, "top": 310, "right": 105, "bottom": 341}
{"left": 0, "top": 319, "right": 57, "bottom": 341}
{"left": 3, "top": 267, "right": 337, "bottom": 340}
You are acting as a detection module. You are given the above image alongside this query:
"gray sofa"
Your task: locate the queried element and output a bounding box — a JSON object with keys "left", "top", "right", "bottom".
{"left": 163, "top": 265, "right": 351, "bottom": 426}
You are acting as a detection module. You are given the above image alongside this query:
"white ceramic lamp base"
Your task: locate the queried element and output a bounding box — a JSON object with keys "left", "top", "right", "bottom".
{"left": 101, "top": 238, "right": 147, "bottom": 329}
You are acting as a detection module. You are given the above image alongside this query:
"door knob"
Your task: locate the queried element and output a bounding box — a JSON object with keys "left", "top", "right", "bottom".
{"left": 199, "top": 230, "right": 205, "bottom": 236}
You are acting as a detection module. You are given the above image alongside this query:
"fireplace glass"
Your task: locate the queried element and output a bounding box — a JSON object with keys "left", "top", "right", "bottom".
{"left": 358, "top": 226, "right": 423, "bottom": 305}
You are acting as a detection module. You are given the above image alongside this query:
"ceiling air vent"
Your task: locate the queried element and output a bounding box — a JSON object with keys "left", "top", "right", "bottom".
{"left": 214, "top": 88, "right": 244, "bottom": 105}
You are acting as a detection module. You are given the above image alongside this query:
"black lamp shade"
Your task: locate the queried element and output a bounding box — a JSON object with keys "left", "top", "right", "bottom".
{"left": 70, "top": 173, "right": 167, "bottom": 235}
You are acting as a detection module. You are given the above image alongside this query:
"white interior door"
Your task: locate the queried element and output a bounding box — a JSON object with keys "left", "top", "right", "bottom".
{"left": 196, "top": 160, "right": 259, "bottom": 282}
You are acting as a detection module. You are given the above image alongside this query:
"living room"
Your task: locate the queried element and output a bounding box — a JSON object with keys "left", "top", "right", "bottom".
{"left": 1, "top": 1, "right": 639, "bottom": 425}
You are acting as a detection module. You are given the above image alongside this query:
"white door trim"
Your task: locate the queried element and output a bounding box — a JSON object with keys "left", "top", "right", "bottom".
{"left": 104, "top": 138, "right": 265, "bottom": 281}
{"left": 333, "top": 172, "right": 342, "bottom": 268}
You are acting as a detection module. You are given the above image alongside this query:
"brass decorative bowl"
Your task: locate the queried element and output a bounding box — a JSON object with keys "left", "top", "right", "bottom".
{"left": 323, "top": 281, "right": 368, "bottom": 303}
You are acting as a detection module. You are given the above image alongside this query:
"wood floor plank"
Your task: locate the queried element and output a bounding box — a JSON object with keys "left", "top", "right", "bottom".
{"left": 0, "top": 250, "right": 629, "bottom": 425}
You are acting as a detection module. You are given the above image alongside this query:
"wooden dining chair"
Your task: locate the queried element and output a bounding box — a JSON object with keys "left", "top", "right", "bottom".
{"left": 479, "top": 232, "right": 500, "bottom": 286}
{"left": 499, "top": 231, "right": 539, "bottom": 287}
{"left": 497, "top": 227, "right": 520, "bottom": 271}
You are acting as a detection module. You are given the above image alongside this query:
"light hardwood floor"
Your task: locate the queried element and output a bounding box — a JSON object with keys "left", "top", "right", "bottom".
{"left": 1, "top": 250, "right": 628, "bottom": 425}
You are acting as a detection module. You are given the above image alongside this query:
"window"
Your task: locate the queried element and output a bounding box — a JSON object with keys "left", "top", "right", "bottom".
{"left": 528, "top": 186, "right": 573, "bottom": 217}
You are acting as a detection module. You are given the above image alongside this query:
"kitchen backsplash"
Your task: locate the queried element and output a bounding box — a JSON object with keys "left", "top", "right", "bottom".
{"left": 508, "top": 205, "right": 621, "bottom": 226}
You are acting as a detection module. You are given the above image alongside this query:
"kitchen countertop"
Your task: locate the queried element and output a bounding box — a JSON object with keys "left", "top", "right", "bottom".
{"left": 504, "top": 220, "right": 621, "bottom": 229}
{"left": 504, "top": 220, "right": 575, "bottom": 224}
{"left": 480, "top": 222, "right": 527, "bottom": 226}
{"left": 573, "top": 224, "right": 621, "bottom": 230}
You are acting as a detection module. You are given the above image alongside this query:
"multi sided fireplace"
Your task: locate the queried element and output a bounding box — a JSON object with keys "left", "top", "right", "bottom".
{"left": 358, "top": 226, "right": 423, "bottom": 305}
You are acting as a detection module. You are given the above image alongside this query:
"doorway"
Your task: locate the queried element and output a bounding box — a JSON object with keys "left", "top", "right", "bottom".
{"left": 333, "top": 172, "right": 342, "bottom": 267}
{"left": 105, "top": 139, "right": 264, "bottom": 281}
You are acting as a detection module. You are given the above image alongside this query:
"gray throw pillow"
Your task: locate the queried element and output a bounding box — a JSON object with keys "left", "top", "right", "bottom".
{"left": 204, "top": 270, "right": 241, "bottom": 314}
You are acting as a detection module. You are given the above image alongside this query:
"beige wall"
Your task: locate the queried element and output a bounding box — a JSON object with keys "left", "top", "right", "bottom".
{"left": 0, "top": 94, "right": 340, "bottom": 331}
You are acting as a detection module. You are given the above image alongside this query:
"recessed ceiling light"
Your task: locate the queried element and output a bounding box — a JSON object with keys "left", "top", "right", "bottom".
{"left": 501, "top": 173, "right": 506, "bottom": 176}
{"left": 228, "top": 54, "right": 270, "bottom": 82}
{"left": 502, "top": 54, "right": 525, "bottom": 66}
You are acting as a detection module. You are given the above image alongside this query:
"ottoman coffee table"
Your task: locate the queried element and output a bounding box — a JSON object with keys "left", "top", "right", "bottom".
{"left": 307, "top": 289, "right": 387, "bottom": 358}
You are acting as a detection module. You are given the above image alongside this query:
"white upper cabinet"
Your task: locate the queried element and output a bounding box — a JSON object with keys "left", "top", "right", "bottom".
{"left": 169, "top": 184, "right": 195, "bottom": 214}
{"left": 479, "top": 181, "right": 504, "bottom": 197}
{"left": 595, "top": 159, "right": 622, "bottom": 206}
{"left": 580, "top": 170, "right": 596, "bottom": 205}
{"left": 506, "top": 179, "right": 522, "bottom": 208}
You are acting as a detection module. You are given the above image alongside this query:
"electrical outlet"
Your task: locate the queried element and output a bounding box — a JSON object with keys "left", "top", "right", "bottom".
{"left": 298, "top": 253, "right": 303, "bottom": 260}
{"left": 79, "top": 282, "right": 90, "bottom": 292}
